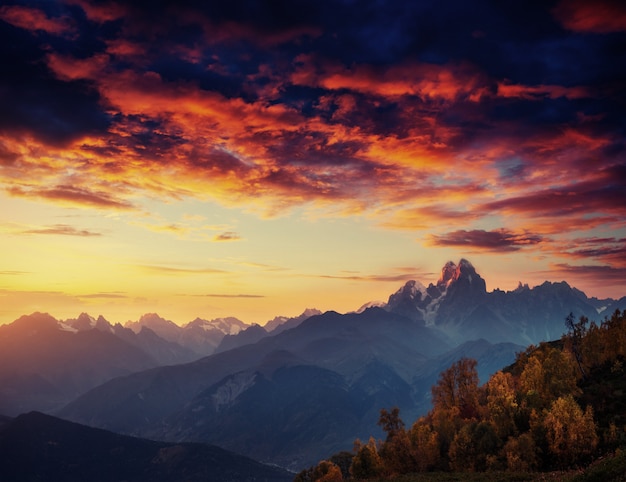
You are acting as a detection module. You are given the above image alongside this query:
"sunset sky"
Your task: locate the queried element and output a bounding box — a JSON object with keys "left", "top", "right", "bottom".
{"left": 1, "top": 0, "right": 625, "bottom": 325}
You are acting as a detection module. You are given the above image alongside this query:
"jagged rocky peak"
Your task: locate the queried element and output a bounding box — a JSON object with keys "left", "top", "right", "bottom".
{"left": 71, "top": 312, "right": 97, "bottom": 330}
{"left": 437, "top": 261, "right": 458, "bottom": 289}
{"left": 514, "top": 281, "right": 530, "bottom": 292}
{"left": 392, "top": 279, "right": 427, "bottom": 301}
{"left": 436, "top": 259, "right": 479, "bottom": 288}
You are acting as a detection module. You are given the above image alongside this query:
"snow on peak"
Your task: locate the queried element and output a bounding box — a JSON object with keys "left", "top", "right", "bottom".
{"left": 57, "top": 321, "right": 78, "bottom": 333}
{"left": 355, "top": 300, "right": 386, "bottom": 313}
{"left": 185, "top": 317, "right": 247, "bottom": 335}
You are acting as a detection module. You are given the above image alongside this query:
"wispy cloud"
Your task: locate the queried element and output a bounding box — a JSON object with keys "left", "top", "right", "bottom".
{"left": 545, "top": 263, "right": 626, "bottom": 283}
{"left": 213, "top": 231, "right": 242, "bottom": 242}
{"left": 315, "top": 268, "right": 432, "bottom": 283}
{"left": 191, "top": 293, "right": 265, "bottom": 298}
{"left": 21, "top": 224, "right": 102, "bottom": 237}
{"left": 137, "top": 265, "right": 226, "bottom": 275}
{"left": 7, "top": 186, "right": 134, "bottom": 210}
{"left": 77, "top": 292, "right": 128, "bottom": 299}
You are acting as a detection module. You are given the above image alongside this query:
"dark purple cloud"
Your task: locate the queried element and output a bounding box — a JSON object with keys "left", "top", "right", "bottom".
{"left": 428, "top": 229, "right": 543, "bottom": 252}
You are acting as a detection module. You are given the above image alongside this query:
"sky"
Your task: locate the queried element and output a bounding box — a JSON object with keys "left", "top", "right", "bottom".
{"left": 0, "top": 0, "right": 625, "bottom": 326}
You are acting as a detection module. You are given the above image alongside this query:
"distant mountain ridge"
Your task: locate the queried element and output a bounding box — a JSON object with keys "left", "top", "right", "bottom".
{"left": 0, "top": 411, "right": 292, "bottom": 482}
{"left": 0, "top": 309, "right": 321, "bottom": 415}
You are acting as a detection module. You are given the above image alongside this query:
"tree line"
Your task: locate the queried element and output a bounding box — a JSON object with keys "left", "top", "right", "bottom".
{"left": 296, "top": 309, "right": 626, "bottom": 481}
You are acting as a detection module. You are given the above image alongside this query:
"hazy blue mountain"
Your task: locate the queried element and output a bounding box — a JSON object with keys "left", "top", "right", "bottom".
{"left": 264, "top": 308, "right": 322, "bottom": 334}
{"left": 66, "top": 313, "right": 198, "bottom": 365}
{"left": 59, "top": 307, "right": 520, "bottom": 469}
{"left": 0, "top": 313, "right": 157, "bottom": 415}
{"left": 215, "top": 323, "right": 268, "bottom": 353}
{"left": 0, "top": 411, "right": 292, "bottom": 482}
{"left": 125, "top": 313, "right": 249, "bottom": 357}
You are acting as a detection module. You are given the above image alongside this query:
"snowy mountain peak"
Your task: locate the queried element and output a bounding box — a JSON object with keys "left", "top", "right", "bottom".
{"left": 355, "top": 301, "right": 386, "bottom": 313}
{"left": 71, "top": 313, "right": 97, "bottom": 330}
{"left": 125, "top": 313, "right": 181, "bottom": 342}
{"left": 392, "top": 279, "right": 428, "bottom": 301}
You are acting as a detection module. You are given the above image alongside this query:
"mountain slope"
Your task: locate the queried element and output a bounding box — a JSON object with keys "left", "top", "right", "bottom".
{"left": 0, "top": 411, "right": 292, "bottom": 482}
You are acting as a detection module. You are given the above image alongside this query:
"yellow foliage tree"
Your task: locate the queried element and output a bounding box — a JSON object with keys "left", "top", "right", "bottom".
{"left": 520, "top": 347, "right": 579, "bottom": 409}
{"left": 350, "top": 437, "right": 384, "bottom": 480}
{"left": 408, "top": 419, "right": 440, "bottom": 471}
{"left": 543, "top": 395, "right": 598, "bottom": 467}
{"left": 484, "top": 370, "right": 518, "bottom": 439}
{"left": 502, "top": 433, "right": 538, "bottom": 472}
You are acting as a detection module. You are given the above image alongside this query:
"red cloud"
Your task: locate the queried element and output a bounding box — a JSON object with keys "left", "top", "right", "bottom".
{"left": 64, "top": 0, "right": 128, "bottom": 23}
{"left": 497, "top": 82, "right": 589, "bottom": 100}
{"left": 0, "top": 5, "right": 74, "bottom": 36}
{"left": 553, "top": 0, "right": 626, "bottom": 33}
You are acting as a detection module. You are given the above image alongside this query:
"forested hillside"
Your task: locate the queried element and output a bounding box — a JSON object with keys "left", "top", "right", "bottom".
{"left": 297, "top": 309, "right": 626, "bottom": 481}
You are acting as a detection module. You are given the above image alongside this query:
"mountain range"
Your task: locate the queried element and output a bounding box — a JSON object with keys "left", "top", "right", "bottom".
{"left": 0, "top": 309, "right": 317, "bottom": 415}
{"left": 385, "top": 259, "right": 625, "bottom": 346}
{"left": 2, "top": 259, "right": 624, "bottom": 471}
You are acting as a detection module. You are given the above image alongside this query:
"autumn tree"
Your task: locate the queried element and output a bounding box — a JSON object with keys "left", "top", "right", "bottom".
{"left": 432, "top": 358, "right": 480, "bottom": 419}
{"left": 408, "top": 419, "right": 440, "bottom": 471}
{"left": 448, "top": 421, "right": 501, "bottom": 472}
{"left": 502, "top": 433, "right": 538, "bottom": 472}
{"left": 377, "top": 407, "right": 415, "bottom": 475}
{"left": 564, "top": 313, "right": 588, "bottom": 380}
{"left": 520, "top": 347, "right": 579, "bottom": 410}
{"left": 350, "top": 437, "right": 384, "bottom": 480}
{"left": 543, "top": 395, "right": 598, "bottom": 468}
{"left": 378, "top": 407, "right": 405, "bottom": 442}
{"left": 429, "top": 357, "right": 481, "bottom": 461}
{"left": 484, "top": 370, "right": 518, "bottom": 439}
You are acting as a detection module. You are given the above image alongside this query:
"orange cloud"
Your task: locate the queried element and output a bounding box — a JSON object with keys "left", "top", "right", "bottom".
{"left": 7, "top": 185, "right": 134, "bottom": 210}
{"left": 292, "top": 56, "right": 490, "bottom": 102}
